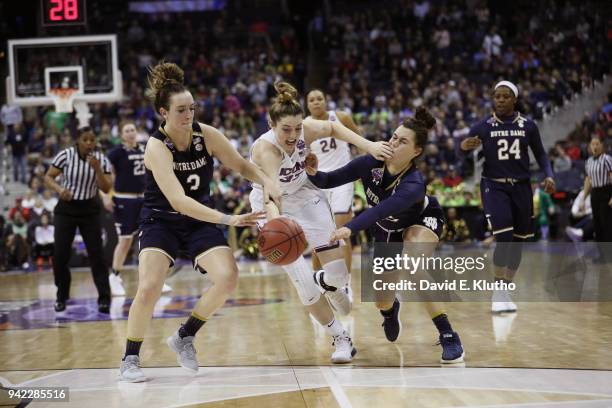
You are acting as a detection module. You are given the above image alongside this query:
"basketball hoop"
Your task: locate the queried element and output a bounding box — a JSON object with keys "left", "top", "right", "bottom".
{"left": 49, "top": 88, "right": 79, "bottom": 113}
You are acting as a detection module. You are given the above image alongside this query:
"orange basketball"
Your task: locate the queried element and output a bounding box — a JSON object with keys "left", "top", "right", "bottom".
{"left": 258, "top": 217, "right": 308, "bottom": 265}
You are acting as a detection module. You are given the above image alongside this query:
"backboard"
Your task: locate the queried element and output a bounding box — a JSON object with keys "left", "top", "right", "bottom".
{"left": 6, "top": 34, "right": 122, "bottom": 109}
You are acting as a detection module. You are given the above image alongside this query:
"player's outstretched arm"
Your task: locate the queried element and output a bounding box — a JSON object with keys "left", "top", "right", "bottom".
{"left": 336, "top": 110, "right": 368, "bottom": 155}
{"left": 145, "top": 137, "right": 264, "bottom": 226}
{"left": 336, "top": 111, "right": 362, "bottom": 136}
{"left": 251, "top": 139, "right": 284, "bottom": 218}
{"left": 202, "top": 124, "right": 282, "bottom": 206}
{"left": 345, "top": 180, "right": 425, "bottom": 234}
{"left": 263, "top": 189, "right": 281, "bottom": 220}
{"left": 303, "top": 118, "right": 392, "bottom": 161}
{"left": 307, "top": 154, "right": 369, "bottom": 189}
{"left": 329, "top": 180, "right": 425, "bottom": 244}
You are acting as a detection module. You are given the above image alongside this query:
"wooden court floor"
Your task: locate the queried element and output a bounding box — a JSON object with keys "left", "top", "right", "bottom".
{"left": 0, "top": 254, "right": 611, "bottom": 407}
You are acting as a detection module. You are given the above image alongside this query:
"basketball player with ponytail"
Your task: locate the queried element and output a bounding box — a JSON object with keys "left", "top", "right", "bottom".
{"left": 119, "top": 61, "right": 280, "bottom": 382}
{"left": 306, "top": 107, "right": 465, "bottom": 363}
{"left": 249, "top": 82, "right": 393, "bottom": 363}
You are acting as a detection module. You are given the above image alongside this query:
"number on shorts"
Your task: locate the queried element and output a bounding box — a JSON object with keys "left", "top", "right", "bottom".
{"left": 186, "top": 174, "right": 200, "bottom": 191}
{"left": 497, "top": 139, "right": 520, "bottom": 160}
{"left": 133, "top": 160, "right": 145, "bottom": 176}
{"left": 423, "top": 217, "right": 438, "bottom": 231}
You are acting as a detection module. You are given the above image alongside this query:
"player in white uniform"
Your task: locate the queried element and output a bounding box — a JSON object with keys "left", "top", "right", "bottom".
{"left": 306, "top": 89, "right": 360, "bottom": 277}
{"left": 250, "top": 82, "right": 392, "bottom": 363}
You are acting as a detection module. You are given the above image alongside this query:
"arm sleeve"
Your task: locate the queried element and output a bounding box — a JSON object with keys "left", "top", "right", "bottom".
{"left": 307, "top": 155, "right": 372, "bottom": 189}
{"left": 345, "top": 179, "right": 425, "bottom": 233}
{"left": 528, "top": 123, "right": 554, "bottom": 179}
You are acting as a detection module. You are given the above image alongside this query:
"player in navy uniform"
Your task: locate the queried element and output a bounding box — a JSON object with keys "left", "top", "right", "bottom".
{"left": 461, "top": 81, "right": 555, "bottom": 313}
{"left": 306, "top": 107, "right": 465, "bottom": 364}
{"left": 104, "top": 121, "right": 172, "bottom": 296}
{"left": 119, "top": 62, "right": 280, "bottom": 382}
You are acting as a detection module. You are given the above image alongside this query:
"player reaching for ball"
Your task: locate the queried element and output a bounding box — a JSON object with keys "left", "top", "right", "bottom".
{"left": 249, "top": 81, "right": 393, "bottom": 363}
{"left": 118, "top": 61, "right": 281, "bottom": 382}
{"left": 306, "top": 107, "right": 465, "bottom": 364}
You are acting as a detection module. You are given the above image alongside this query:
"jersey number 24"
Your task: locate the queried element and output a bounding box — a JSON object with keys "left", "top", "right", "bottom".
{"left": 320, "top": 138, "right": 337, "bottom": 153}
{"left": 497, "top": 139, "right": 521, "bottom": 160}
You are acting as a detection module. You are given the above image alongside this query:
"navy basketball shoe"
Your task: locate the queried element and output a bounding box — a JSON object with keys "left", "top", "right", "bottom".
{"left": 380, "top": 297, "right": 402, "bottom": 342}
{"left": 438, "top": 331, "right": 465, "bottom": 364}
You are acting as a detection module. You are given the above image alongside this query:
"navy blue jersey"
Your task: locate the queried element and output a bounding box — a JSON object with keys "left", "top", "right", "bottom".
{"left": 308, "top": 155, "right": 430, "bottom": 232}
{"left": 469, "top": 113, "right": 553, "bottom": 180}
{"left": 142, "top": 122, "right": 214, "bottom": 219}
{"left": 107, "top": 144, "right": 145, "bottom": 194}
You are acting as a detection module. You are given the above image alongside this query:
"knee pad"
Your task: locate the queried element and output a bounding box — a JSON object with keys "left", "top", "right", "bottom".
{"left": 282, "top": 256, "right": 321, "bottom": 306}
{"left": 321, "top": 258, "right": 349, "bottom": 289}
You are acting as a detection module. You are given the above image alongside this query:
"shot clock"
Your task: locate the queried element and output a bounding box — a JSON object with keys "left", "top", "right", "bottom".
{"left": 41, "top": 0, "right": 87, "bottom": 26}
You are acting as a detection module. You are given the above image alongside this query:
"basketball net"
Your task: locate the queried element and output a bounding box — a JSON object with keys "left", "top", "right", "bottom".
{"left": 49, "top": 88, "right": 79, "bottom": 113}
{"left": 48, "top": 88, "right": 92, "bottom": 127}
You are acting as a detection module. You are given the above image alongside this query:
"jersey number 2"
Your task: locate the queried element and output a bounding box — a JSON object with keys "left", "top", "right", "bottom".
{"left": 497, "top": 139, "right": 520, "bottom": 160}
{"left": 186, "top": 174, "right": 200, "bottom": 191}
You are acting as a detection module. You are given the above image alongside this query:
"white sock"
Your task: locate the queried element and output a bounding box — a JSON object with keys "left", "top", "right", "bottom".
{"left": 324, "top": 318, "right": 344, "bottom": 337}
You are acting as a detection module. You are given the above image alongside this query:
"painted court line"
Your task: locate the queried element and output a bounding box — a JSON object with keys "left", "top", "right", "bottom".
{"left": 320, "top": 367, "right": 352, "bottom": 408}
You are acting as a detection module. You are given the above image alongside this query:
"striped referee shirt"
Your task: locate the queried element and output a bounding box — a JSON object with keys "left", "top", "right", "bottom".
{"left": 51, "top": 147, "right": 112, "bottom": 200}
{"left": 586, "top": 153, "right": 612, "bottom": 188}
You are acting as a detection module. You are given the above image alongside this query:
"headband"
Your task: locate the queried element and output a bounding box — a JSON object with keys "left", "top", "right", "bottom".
{"left": 494, "top": 81, "right": 518, "bottom": 97}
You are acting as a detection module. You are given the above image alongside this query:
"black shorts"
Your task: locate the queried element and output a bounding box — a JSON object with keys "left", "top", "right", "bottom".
{"left": 113, "top": 196, "right": 143, "bottom": 236}
{"left": 138, "top": 213, "right": 229, "bottom": 267}
{"left": 373, "top": 197, "right": 445, "bottom": 243}
{"left": 480, "top": 178, "right": 533, "bottom": 239}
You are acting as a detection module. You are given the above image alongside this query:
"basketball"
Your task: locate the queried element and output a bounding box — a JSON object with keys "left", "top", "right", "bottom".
{"left": 258, "top": 217, "right": 307, "bottom": 265}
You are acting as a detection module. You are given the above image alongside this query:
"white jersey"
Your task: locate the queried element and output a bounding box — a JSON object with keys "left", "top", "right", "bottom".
{"left": 308, "top": 110, "right": 351, "bottom": 171}
{"left": 251, "top": 127, "right": 308, "bottom": 195}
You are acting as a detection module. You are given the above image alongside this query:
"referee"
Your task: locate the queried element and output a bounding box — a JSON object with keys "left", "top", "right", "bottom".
{"left": 44, "top": 127, "right": 113, "bottom": 313}
{"left": 580, "top": 137, "right": 612, "bottom": 260}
